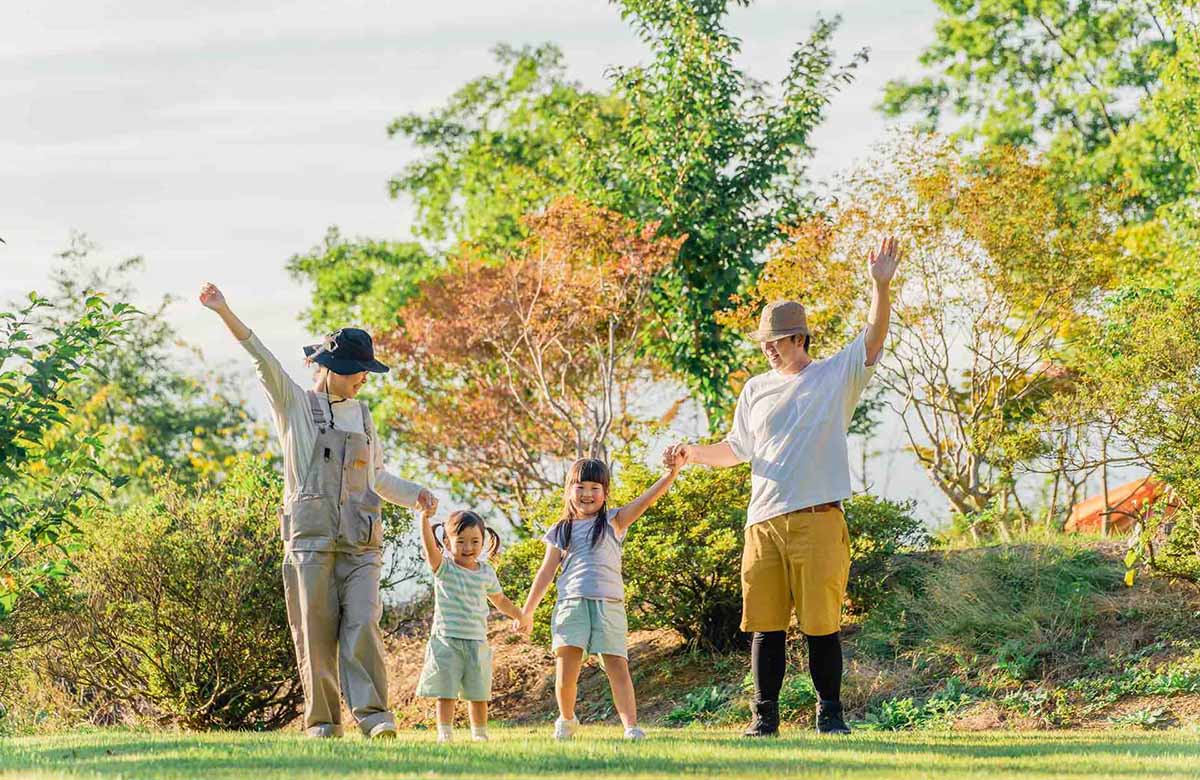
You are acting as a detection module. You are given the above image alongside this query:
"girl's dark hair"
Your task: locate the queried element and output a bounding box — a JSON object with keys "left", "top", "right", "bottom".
{"left": 432, "top": 510, "right": 501, "bottom": 558}
{"left": 550, "top": 458, "right": 611, "bottom": 551}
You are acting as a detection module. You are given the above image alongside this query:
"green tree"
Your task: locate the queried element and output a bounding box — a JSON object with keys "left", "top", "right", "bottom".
{"left": 285, "top": 227, "right": 440, "bottom": 444}
{"left": 389, "top": 2, "right": 866, "bottom": 424}
{"left": 37, "top": 236, "right": 266, "bottom": 491}
{"left": 880, "top": 0, "right": 1187, "bottom": 221}
{"left": 0, "top": 290, "right": 136, "bottom": 625}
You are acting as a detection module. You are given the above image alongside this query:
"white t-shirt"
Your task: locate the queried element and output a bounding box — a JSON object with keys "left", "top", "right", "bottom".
{"left": 724, "top": 330, "right": 876, "bottom": 527}
{"left": 239, "top": 332, "right": 424, "bottom": 508}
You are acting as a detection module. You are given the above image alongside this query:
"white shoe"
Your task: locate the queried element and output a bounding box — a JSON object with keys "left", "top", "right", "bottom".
{"left": 367, "top": 722, "right": 397, "bottom": 739}
{"left": 436, "top": 725, "right": 453, "bottom": 743}
{"left": 472, "top": 732, "right": 489, "bottom": 742}
{"left": 554, "top": 717, "right": 579, "bottom": 741}
{"left": 624, "top": 726, "right": 646, "bottom": 740}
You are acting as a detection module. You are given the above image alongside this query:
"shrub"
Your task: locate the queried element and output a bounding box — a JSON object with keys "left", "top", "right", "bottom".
{"left": 843, "top": 494, "right": 929, "bottom": 614}
{"left": 665, "top": 685, "right": 734, "bottom": 725}
{"left": 10, "top": 456, "right": 302, "bottom": 730}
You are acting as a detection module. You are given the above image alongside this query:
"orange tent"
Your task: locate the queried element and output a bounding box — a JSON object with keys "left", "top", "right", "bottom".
{"left": 1064, "top": 477, "right": 1175, "bottom": 534}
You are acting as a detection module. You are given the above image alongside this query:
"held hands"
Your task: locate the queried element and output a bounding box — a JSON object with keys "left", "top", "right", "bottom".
{"left": 198, "top": 282, "right": 228, "bottom": 311}
{"left": 511, "top": 610, "right": 533, "bottom": 636}
{"left": 868, "top": 237, "right": 902, "bottom": 287}
{"left": 663, "top": 443, "right": 690, "bottom": 471}
{"left": 416, "top": 489, "right": 439, "bottom": 515}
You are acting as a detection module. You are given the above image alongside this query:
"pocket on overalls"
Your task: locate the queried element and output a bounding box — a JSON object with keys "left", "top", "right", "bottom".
{"left": 355, "top": 508, "right": 383, "bottom": 547}
{"left": 289, "top": 494, "right": 334, "bottom": 540}
{"left": 343, "top": 437, "right": 371, "bottom": 496}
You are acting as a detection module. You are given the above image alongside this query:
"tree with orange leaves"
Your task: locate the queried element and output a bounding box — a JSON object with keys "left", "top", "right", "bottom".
{"left": 378, "top": 197, "right": 684, "bottom": 531}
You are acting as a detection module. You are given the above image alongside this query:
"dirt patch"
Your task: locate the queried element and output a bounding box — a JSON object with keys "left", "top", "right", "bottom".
{"left": 952, "top": 701, "right": 1043, "bottom": 731}
{"left": 1081, "top": 693, "right": 1200, "bottom": 729}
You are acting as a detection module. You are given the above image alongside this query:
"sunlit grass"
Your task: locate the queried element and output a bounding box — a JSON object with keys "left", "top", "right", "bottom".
{"left": 3, "top": 726, "right": 1199, "bottom": 779}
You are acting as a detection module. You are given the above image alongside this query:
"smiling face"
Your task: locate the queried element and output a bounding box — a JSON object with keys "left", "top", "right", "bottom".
{"left": 761, "top": 334, "right": 808, "bottom": 373}
{"left": 448, "top": 524, "right": 485, "bottom": 565}
{"left": 322, "top": 369, "right": 369, "bottom": 398}
{"left": 562, "top": 458, "right": 611, "bottom": 520}
{"left": 570, "top": 480, "right": 607, "bottom": 517}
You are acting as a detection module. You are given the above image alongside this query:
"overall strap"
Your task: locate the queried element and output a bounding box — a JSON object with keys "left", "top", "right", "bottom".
{"left": 306, "top": 390, "right": 328, "bottom": 431}
{"left": 360, "top": 401, "right": 375, "bottom": 441}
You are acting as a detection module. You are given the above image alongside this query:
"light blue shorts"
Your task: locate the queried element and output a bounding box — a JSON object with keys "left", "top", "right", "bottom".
{"left": 415, "top": 634, "right": 493, "bottom": 701}
{"left": 551, "top": 598, "right": 628, "bottom": 658}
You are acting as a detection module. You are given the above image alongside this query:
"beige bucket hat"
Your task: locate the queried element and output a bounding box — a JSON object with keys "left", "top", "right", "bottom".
{"left": 747, "top": 300, "right": 809, "bottom": 342}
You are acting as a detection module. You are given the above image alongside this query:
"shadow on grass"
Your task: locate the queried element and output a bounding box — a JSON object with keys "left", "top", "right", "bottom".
{"left": 5, "top": 731, "right": 1200, "bottom": 779}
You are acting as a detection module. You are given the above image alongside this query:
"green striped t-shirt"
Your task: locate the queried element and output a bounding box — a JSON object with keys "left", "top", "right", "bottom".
{"left": 430, "top": 559, "right": 504, "bottom": 641}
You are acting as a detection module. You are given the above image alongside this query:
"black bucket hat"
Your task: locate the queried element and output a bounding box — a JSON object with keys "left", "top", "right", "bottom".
{"left": 303, "top": 328, "right": 389, "bottom": 375}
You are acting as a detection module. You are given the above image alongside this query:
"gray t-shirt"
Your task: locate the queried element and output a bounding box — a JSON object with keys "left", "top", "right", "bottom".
{"left": 542, "top": 511, "right": 626, "bottom": 602}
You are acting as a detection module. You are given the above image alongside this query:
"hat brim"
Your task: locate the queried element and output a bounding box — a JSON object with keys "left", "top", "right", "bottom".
{"left": 306, "top": 348, "right": 390, "bottom": 375}
{"left": 747, "top": 327, "right": 809, "bottom": 343}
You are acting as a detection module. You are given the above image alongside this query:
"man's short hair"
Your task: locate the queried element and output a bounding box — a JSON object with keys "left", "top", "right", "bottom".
{"left": 790, "top": 333, "right": 811, "bottom": 353}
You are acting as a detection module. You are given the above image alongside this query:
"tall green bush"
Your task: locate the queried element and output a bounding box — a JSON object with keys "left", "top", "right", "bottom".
{"left": 9, "top": 456, "right": 302, "bottom": 730}
{"left": 844, "top": 494, "right": 929, "bottom": 615}
{"left": 1, "top": 291, "right": 135, "bottom": 627}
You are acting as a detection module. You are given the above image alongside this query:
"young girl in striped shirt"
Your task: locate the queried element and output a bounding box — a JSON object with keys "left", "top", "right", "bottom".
{"left": 416, "top": 507, "right": 526, "bottom": 742}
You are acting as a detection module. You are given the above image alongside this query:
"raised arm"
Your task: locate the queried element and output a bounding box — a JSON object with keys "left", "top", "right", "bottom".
{"left": 518, "top": 544, "right": 563, "bottom": 634}
{"left": 199, "top": 282, "right": 299, "bottom": 412}
{"left": 611, "top": 460, "right": 681, "bottom": 535}
{"left": 199, "top": 282, "right": 251, "bottom": 341}
{"left": 418, "top": 506, "right": 443, "bottom": 573}
{"left": 864, "top": 237, "right": 901, "bottom": 367}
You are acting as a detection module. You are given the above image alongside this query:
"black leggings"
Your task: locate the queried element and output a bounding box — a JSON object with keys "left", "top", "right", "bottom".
{"left": 750, "top": 630, "right": 842, "bottom": 703}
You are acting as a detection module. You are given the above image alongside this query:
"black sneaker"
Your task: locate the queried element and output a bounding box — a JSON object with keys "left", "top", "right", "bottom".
{"left": 816, "top": 699, "right": 851, "bottom": 735}
{"left": 743, "top": 700, "right": 779, "bottom": 737}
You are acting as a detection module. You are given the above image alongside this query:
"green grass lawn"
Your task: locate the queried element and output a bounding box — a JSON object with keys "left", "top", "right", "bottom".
{"left": 3, "top": 727, "right": 1199, "bottom": 780}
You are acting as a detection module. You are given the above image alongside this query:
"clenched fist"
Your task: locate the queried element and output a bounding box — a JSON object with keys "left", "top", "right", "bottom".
{"left": 199, "top": 282, "right": 227, "bottom": 311}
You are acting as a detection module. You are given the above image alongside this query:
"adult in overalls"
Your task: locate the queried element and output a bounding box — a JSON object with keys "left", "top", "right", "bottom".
{"left": 666, "top": 238, "right": 900, "bottom": 737}
{"left": 200, "top": 282, "right": 437, "bottom": 738}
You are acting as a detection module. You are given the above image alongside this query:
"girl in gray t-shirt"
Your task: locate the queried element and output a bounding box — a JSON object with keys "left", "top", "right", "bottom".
{"left": 518, "top": 456, "right": 681, "bottom": 742}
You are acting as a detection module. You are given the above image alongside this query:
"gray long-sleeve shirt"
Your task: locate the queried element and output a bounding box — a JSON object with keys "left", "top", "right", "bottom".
{"left": 239, "top": 332, "right": 424, "bottom": 508}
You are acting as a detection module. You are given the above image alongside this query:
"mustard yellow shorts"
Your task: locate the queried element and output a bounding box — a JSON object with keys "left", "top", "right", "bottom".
{"left": 740, "top": 509, "right": 850, "bottom": 635}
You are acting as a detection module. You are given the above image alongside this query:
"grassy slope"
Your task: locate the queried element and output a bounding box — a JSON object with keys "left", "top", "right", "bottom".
{"left": 3, "top": 728, "right": 1200, "bottom": 780}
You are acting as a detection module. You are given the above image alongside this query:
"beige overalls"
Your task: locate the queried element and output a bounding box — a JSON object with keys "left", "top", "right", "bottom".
{"left": 281, "top": 391, "right": 394, "bottom": 737}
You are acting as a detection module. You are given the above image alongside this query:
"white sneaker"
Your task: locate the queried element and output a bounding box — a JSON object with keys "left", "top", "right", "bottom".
{"left": 554, "top": 717, "right": 579, "bottom": 741}
{"left": 367, "top": 722, "right": 397, "bottom": 739}
{"left": 436, "top": 725, "right": 453, "bottom": 743}
{"left": 624, "top": 726, "right": 646, "bottom": 740}
{"left": 472, "top": 732, "right": 489, "bottom": 742}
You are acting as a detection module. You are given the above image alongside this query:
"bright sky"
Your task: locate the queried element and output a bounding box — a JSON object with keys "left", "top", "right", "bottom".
{"left": 3, "top": 0, "right": 952, "bottom": 518}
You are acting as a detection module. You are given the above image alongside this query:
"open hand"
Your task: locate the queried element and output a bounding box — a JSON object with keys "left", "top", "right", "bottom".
{"left": 868, "top": 237, "right": 901, "bottom": 286}
{"left": 199, "top": 282, "right": 227, "bottom": 311}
